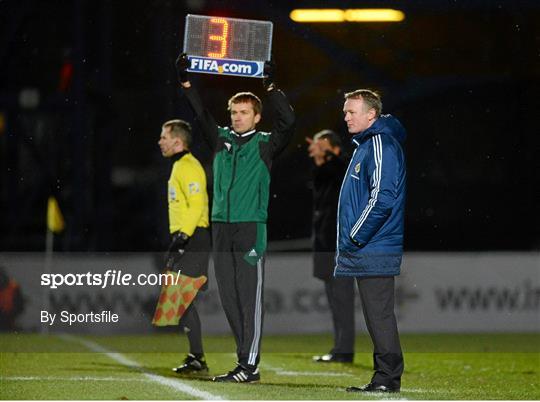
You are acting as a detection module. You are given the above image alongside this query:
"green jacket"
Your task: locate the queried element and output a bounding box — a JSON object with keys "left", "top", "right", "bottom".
{"left": 183, "top": 86, "right": 295, "bottom": 223}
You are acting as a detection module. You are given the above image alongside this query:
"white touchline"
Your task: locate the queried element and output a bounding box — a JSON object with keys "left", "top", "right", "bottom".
{"left": 359, "top": 395, "right": 408, "bottom": 401}
{"left": 401, "top": 388, "right": 457, "bottom": 394}
{"left": 261, "top": 363, "right": 354, "bottom": 377}
{"left": 1, "top": 376, "right": 149, "bottom": 382}
{"left": 59, "top": 334, "right": 223, "bottom": 400}
{"left": 273, "top": 370, "right": 354, "bottom": 377}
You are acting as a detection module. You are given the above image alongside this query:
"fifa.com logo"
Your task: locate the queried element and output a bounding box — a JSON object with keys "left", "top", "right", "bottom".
{"left": 40, "top": 270, "right": 181, "bottom": 289}
{"left": 189, "top": 57, "right": 259, "bottom": 75}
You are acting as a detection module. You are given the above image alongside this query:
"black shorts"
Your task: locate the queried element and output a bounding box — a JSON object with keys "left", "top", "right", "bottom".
{"left": 171, "top": 227, "right": 211, "bottom": 291}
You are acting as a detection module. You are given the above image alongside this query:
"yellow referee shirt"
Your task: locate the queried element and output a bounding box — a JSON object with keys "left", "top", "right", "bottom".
{"left": 168, "top": 152, "right": 209, "bottom": 235}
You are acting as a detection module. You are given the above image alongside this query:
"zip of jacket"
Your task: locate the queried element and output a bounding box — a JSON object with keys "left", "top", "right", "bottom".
{"left": 226, "top": 147, "right": 238, "bottom": 222}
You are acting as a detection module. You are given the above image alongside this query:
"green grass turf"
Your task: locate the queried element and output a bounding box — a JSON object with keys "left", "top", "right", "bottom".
{"left": 1, "top": 333, "right": 539, "bottom": 400}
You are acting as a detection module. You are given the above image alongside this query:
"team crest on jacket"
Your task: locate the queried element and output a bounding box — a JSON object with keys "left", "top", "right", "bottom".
{"left": 354, "top": 163, "right": 361, "bottom": 174}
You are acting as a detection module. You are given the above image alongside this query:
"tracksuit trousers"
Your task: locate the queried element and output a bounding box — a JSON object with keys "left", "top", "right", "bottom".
{"left": 212, "top": 222, "right": 266, "bottom": 370}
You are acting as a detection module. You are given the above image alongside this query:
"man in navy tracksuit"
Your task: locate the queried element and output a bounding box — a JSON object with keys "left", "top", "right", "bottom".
{"left": 335, "top": 89, "right": 406, "bottom": 393}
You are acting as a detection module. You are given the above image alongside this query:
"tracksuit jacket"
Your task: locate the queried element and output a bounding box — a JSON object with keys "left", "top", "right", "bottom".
{"left": 182, "top": 87, "right": 295, "bottom": 224}
{"left": 335, "top": 115, "right": 407, "bottom": 277}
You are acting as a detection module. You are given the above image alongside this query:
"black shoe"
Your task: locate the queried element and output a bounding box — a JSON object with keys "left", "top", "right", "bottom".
{"left": 346, "top": 382, "right": 400, "bottom": 393}
{"left": 172, "top": 354, "right": 208, "bottom": 374}
{"left": 212, "top": 365, "right": 260, "bottom": 383}
{"left": 312, "top": 353, "right": 353, "bottom": 363}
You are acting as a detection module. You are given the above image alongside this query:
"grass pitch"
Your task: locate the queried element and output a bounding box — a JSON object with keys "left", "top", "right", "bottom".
{"left": 1, "top": 333, "right": 539, "bottom": 400}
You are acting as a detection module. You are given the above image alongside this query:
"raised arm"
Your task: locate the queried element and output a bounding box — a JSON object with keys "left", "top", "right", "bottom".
{"left": 176, "top": 53, "right": 219, "bottom": 150}
{"left": 263, "top": 62, "right": 295, "bottom": 157}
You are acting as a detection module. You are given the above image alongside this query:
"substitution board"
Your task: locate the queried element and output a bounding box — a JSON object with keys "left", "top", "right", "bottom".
{"left": 183, "top": 14, "right": 273, "bottom": 78}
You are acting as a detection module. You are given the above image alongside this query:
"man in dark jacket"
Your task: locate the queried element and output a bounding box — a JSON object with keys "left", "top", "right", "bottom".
{"left": 306, "top": 130, "right": 355, "bottom": 364}
{"left": 176, "top": 53, "right": 295, "bottom": 383}
{"left": 336, "top": 89, "right": 406, "bottom": 393}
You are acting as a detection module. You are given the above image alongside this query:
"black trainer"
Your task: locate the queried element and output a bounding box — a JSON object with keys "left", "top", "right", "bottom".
{"left": 346, "top": 382, "right": 400, "bottom": 393}
{"left": 212, "top": 365, "right": 260, "bottom": 383}
{"left": 172, "top": 354, "right": 208, "bottom": 374}
{"left": 313, "top": 353, "right": 354, "bottom": 363}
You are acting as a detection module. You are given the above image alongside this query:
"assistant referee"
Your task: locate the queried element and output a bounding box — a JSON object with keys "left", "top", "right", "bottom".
{"left": 158, "top": 119, "right": 210, "bottom": 375}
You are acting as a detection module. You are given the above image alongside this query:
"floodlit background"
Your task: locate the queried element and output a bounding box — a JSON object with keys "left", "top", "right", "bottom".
{"left": 0, "top": 2, "right": 539, "bottom": 400}
{"left": 1, "top": 0, "right": 539, "bottom": 335}
{"left": 1, "top": 0, "right": 538, "bottom": 252}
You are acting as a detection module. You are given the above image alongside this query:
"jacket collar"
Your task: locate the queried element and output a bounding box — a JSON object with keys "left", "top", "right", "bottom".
{"left": 231, "top": 128, "right": 256, "bottom": 138}
{"left": 351, "top": 114, "right": 407, "bottom": 147}
{"left": 170, "top": 150, "right": 189, "bottom": 162}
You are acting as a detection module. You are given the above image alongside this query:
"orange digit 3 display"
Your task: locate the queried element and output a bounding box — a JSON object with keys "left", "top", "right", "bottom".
{"left": 183, "top": 14, "right": 273, "bottom": 78}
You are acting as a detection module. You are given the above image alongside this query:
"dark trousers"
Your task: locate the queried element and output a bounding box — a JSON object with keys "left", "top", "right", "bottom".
{"left": 356, "top": 276, "right": 403, "bottom": 388}
{"left": 179, "top": 302, "right": 203, "bottom": 355}
{"left": 324, "top": 277, "right": 355, "bottom": 354}
{"left": 213, "top": 222, "right": 265, "bottom": 369}
{"left": 171, "top": 227, "right": 210, "bottom": 354}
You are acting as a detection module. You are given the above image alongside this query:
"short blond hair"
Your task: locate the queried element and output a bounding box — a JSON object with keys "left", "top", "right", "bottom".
{"left": 344, "top": 89, "right": 382, "bottom": 117}
{"left": 162, "top": 119, "right": 192, "bottom": 149}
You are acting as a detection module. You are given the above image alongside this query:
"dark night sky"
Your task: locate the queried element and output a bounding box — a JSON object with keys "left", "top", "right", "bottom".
{"left": 1, "top": 0, "right": 538, "bottom": 251}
